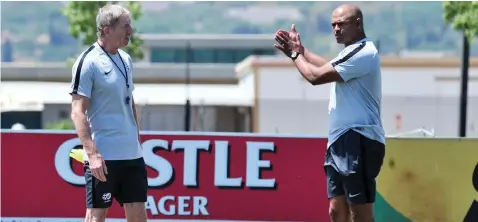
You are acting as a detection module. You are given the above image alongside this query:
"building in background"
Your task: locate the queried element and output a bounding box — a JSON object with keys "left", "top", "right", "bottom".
{"left": 1, "top": 34, "right": 275, "bottom": 132}
{"left": 237, "top": 56, "right": 478, "bottom": 137}
{"left": 2, "top": 34, "right": 478, "bottom": 137}
{"left": 139, "top": 34, "right": 276, "bottom": 64}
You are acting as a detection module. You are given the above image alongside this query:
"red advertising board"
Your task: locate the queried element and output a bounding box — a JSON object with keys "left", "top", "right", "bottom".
{"left": 1, "top": 130, "right": 329, "bottom": 221}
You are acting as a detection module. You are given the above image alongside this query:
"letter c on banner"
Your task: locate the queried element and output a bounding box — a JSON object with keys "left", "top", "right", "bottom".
{"left": 54, "top": 138, "right": 85, "bottom": 186}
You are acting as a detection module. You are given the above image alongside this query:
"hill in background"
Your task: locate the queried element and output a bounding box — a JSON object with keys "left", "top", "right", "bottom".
{"left": 1, "top": 1, "right": 477, "bottom": 62}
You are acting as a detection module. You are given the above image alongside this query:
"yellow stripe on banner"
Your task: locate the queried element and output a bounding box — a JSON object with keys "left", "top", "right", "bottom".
{"left": 377, "top": 138, "right": 478, "bottom": 222}
{"left": 69, "top": 149, "right": 85, "bottom": 164}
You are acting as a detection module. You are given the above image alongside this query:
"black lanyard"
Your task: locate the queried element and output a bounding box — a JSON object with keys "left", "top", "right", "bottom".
{"left": 97, "top": 42, "right": 129, "bottom": 89}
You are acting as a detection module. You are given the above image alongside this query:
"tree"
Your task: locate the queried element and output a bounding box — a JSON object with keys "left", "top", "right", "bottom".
{"left": 443, "top": 1, "right": 478, "bottom": 40}
{"left": 45, "top": 119, "right": 75, "bottom": 130}
{"left": 62, "top": 1, "right": 144, "bottom": 59}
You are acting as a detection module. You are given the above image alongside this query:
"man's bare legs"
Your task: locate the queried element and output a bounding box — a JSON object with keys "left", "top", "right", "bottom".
{"left": 329, "top": 196, "right": 350, "bottom": 222}
{"left": 349, "top": 203, "right": 374, "bottom": 222}
{"left": 124, "top": 202, "right": 148, "bottom": 222}
{"left": 329, "top": 196, "right": 375, "bottom": 222}
{"left": 85, "top": 208, "right": 108, "bottom": 222}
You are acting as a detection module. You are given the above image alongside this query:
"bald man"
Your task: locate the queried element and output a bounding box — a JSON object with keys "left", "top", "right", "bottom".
{"left": 274, "top": 4, "right": 385, "bottom": 222}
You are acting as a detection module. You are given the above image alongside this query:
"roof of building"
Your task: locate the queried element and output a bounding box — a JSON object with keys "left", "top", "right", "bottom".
{"left": 0, "top": 80, "right": 254, "bottom": 112}
{"left": 1, "top": 62, "right": 238, "bottom": 84}
{"left": 235, "top": 55, "right": 478, "bottom": 77}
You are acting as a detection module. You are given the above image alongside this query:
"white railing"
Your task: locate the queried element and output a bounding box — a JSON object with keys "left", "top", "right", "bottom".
{"left": 387, "top": 128, "right": 436, "bottom": 138}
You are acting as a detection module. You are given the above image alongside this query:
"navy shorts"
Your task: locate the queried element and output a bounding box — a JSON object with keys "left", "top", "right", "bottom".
{"left": 324, "top": 129, "right": 385, "bottom": 204}
{"left": 84, "top": 157, "right": 148, "bottom": 208}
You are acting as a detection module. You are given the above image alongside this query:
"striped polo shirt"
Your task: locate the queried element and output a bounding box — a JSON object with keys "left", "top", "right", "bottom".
{"left": 327, "top": 38, "right": 385, "bottom": 148}
{"left": 69, "top": 42, "right": 142, "bottom": 161}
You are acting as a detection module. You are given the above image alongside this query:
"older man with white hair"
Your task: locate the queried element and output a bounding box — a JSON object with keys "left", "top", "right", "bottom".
{"left": 69, "top": 4, "right": 147, "bottom": 222}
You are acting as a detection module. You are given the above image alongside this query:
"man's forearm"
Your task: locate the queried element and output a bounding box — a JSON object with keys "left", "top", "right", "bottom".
{"left": 303, "top": 48, "right": 328, "bottom": 67}
{"left": 294, "top": 55, "right": 319, "bottom": 84}
{"left": 293, "top": 54, "right": 341, "bottom": 85}
{"left": 71, "top": 112, "right": 98, "bottom": 155}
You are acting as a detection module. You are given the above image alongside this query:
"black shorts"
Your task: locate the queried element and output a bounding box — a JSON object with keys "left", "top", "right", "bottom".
{"left": 324, "top": 129, "right": 385, "bottom": 204}
{"left": 84, "top": 157, "right": 148, "bottom": 208}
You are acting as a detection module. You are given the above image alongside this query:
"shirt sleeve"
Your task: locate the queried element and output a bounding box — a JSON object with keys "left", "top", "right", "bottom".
{"left": 69, "top": 59, "right": 95, "bottom": 98}
{"left": 331, "top": 46, "right": 374, "bottom": 82}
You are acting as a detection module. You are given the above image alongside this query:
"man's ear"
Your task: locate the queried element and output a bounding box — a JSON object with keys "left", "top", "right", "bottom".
{"left": 356, "top": 18, "right": 362, "bottom": 29}
{"left": 103, "top": 26, "right": 110, "bottom": 36}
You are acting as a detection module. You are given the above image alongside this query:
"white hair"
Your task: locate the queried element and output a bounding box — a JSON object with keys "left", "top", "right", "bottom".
{"left": 96, "top": 4, "right": 131, "bottom": 38}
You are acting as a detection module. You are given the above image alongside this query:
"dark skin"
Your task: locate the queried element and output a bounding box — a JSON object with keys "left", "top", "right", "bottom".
{"left": 274, "top": 4, "right": 375, "bottom": 222}
{"left": 274, "top": 4, "right": 367, "bottom": 86}
{"left": 331, "top": 4, "right": 366, "bottom": 46}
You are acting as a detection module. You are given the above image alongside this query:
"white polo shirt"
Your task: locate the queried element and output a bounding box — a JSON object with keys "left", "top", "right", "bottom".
{"left": 327, "top": 38, "right": 385, "bottom": 148}
{"left": 69, "top": 43, "right": 142, "bottom": 161}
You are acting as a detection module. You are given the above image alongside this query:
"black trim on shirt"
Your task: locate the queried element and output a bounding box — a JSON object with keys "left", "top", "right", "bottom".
{"left": 70, "top": 45, "right": 96, "bottom": 95}
{"left": 331, "top": 42, "right": 366, "bottom": 67}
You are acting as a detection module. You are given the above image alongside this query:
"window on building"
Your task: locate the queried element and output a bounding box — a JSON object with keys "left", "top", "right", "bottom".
{"left": 216, "top": 49, "right": 236, "bottom": 63}
{"left": 253, "top": 49, "right": 276, "bottom": 56}
{"left": 192, "top": 49, "right": 215, "bottom": 63}
{"left": 150, "top": 48, "right": 187, "bottom": 63}
{"left": 234, "top": 49, "right": 254, "bottom": 62}
{"left": 175, "top": 49, "right": 187, "bottom": 63}
{"left": 150, "top": 47, "right": 276, "bottom": 63}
